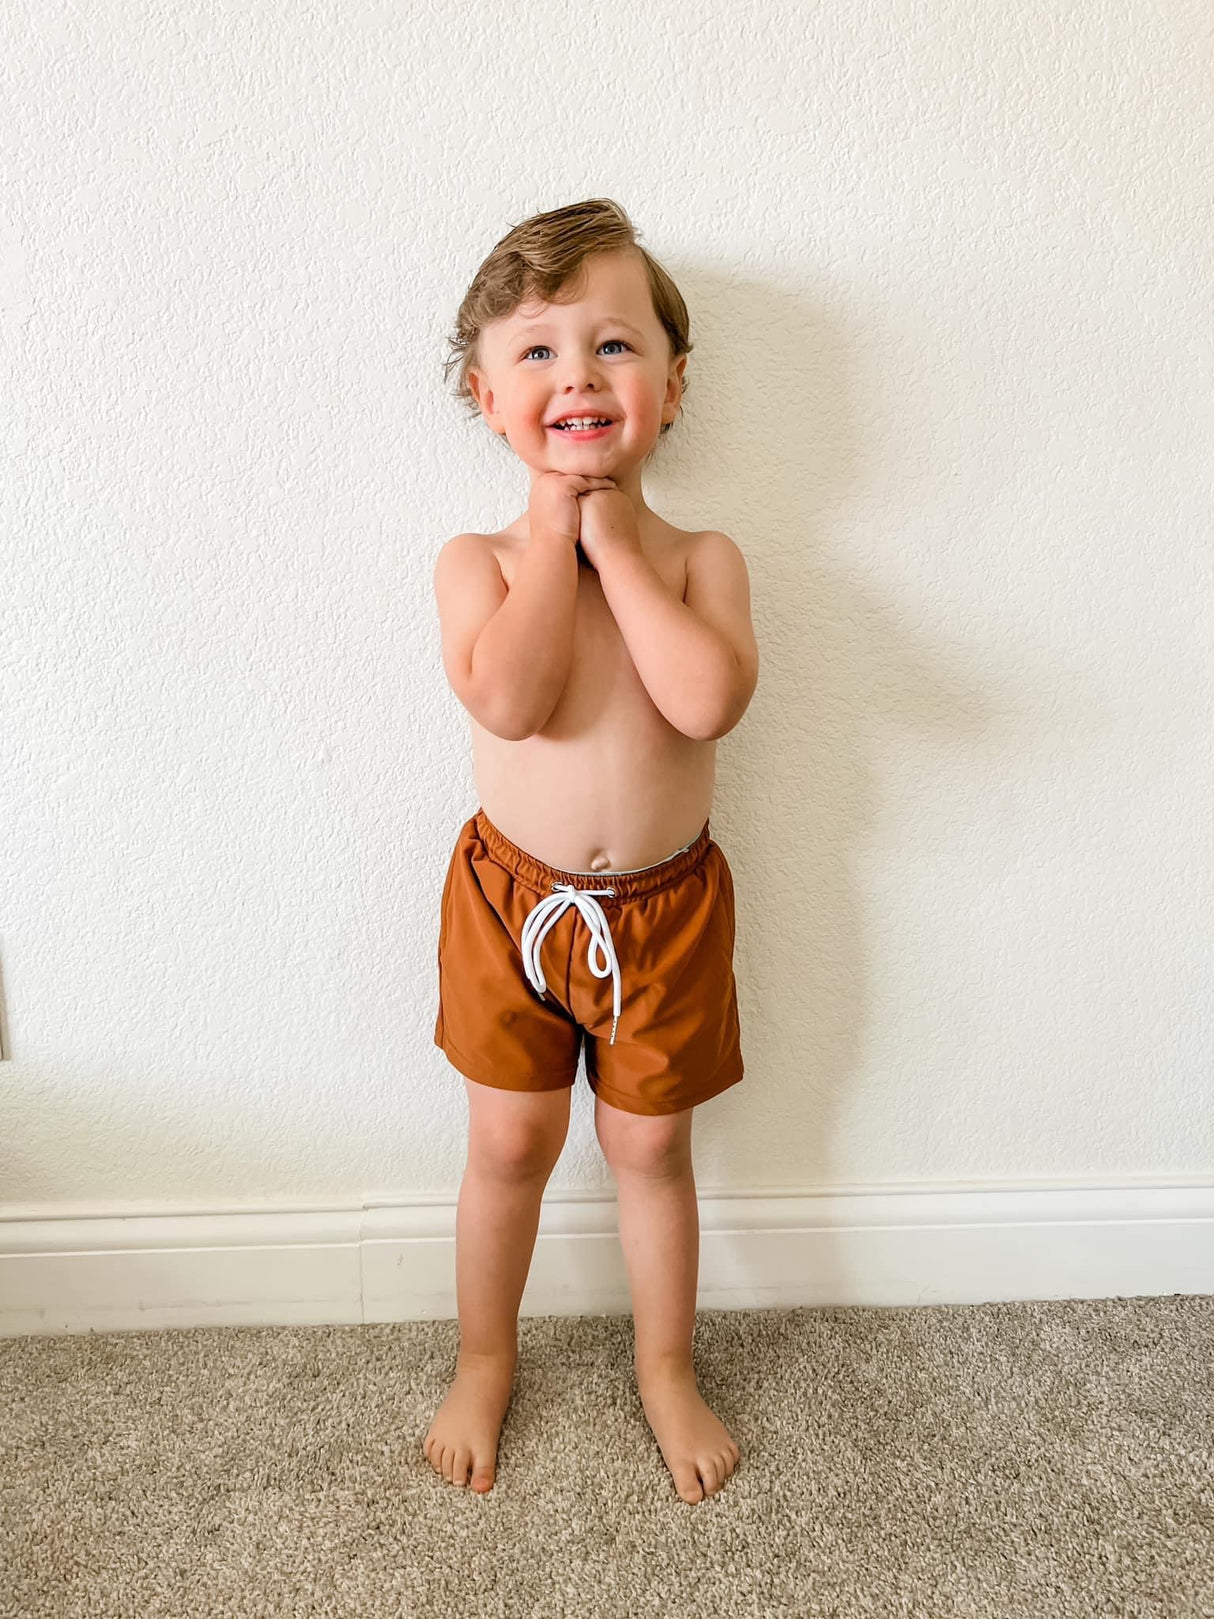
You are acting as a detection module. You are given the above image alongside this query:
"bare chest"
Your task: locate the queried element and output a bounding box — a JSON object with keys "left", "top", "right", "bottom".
{"left": 493, "top": 537, "right": 689, "bottom": 734}
{"left": 466, "top": 529, "right": 714, "bottom": 871}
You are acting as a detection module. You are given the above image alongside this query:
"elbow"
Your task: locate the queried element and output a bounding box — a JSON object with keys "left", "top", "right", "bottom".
{"left": 477, "top": 699, "right": 540, "bottom": 742}
{"left": 482, "top": 715, "right": 530, "bottom": 742}
{"left": 497, "top": 689, "right": 560, "bottom": 740}
{"left": 683, "top": 712, "right": 728, "bottom": 743}
{"left": 686, "top": 667, "right": 757, "bottom": 741}
{"left": 683, "top": 701, "right": 739, "bottom": 742}
{"left": 688, "top": 711, "right": 738, "bottom": 743}
{"left": 468, "top": 683, "right": 550, "bottom": 741}
{"left": 496, "top": 712, "right": 544, "bottom": 742}
{"left": 464, "top": 647, "right": 562, "bottom": 741}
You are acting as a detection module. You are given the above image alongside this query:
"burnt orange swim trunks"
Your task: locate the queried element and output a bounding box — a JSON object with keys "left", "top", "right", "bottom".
{"left": 433, "top": 808, "right": 744, "bottom": 1117}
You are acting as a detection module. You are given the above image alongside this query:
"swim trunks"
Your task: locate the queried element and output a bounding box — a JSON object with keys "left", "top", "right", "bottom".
{"left": 433, "top": 808, "right": 744, "bottom": 1116}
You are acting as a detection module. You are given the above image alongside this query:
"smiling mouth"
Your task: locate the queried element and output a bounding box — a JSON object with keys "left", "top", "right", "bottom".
{"left": 548, "top": 419, "right": 618, "bottom": 437}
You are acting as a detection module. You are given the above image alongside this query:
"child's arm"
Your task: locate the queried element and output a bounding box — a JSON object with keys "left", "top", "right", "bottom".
{"left": 433, "top": 531, "right": 577, "bottom": 740}
{"left": 594, "top": 530, "right": 759, "bottom": 740}
{"left": 433, "top": 474, "right": 615, "bottom": 739}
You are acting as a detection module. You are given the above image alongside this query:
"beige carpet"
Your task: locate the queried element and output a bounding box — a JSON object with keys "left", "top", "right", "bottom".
{"left": 3, "top": 1295, "right": 1212, "bottom": 1618}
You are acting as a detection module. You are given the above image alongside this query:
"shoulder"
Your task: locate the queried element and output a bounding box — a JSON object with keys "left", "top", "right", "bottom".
{"left": 641, "top": 523, "right": 747, "bottom": 600}
{"left": 689, "top": 528, "right": 748, "bottom": 561}
{"left": 433, "top": 531, "right": 508, "bottom": 591}
{"left": 432, "top": 533, "right": 511, "bottom": 628}
{"left": 683, "top": 528, "right": 752, "bottom": 595}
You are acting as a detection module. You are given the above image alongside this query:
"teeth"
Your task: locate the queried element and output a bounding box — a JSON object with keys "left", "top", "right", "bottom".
{"left": 554, "top": 418, "right": 613, "bottom": 430}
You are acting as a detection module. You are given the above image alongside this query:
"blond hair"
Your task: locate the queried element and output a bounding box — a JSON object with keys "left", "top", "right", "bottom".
{"left": 444, "top": 198, "right": 692, "bottom": 438}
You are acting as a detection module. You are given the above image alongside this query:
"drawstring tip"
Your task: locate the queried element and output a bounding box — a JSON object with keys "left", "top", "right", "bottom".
{"left": 610, "top": 1015, "right": 618, "bottom": 1046}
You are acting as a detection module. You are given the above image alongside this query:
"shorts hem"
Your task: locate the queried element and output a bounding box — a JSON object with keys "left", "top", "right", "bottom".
{"left": 435, "top": 1032, "right": 578, "bottom": 1092}
{"left": 590, "top": 1051, "right": 744, "bottom": 1117}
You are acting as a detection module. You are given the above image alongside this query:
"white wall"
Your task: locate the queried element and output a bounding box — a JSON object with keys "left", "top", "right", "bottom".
{"left": 3, "top": 0, "right": 1211, "bottom": 1224}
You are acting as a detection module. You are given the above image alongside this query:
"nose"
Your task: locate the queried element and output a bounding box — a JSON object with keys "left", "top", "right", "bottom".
{"left": 559, "top": 353, "right": 604, "bottom": 391}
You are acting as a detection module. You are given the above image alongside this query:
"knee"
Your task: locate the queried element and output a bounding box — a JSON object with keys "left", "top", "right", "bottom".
{"left": 471, "top": 1120, "right": 566, "bottom": 1181}
{"left": 595, "top": 1111, "right": 692, "bottom": 1179}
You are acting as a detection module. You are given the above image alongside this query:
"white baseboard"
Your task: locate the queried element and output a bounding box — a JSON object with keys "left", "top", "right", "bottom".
{"left": 1, "top": 1179, "right": 1211, "bottom": 1338}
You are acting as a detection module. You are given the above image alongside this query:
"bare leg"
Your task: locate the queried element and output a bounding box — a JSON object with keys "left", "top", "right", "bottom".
{"left": 423, "top": 1079, "right": 571, "bottom": 1491}
{"left": 597, "top": 1095, "right": 741, "bottom": 1503}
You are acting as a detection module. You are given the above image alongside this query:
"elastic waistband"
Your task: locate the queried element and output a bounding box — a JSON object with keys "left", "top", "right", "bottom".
{"left": 472, "top": 808, "right": 712, "bottom": 901}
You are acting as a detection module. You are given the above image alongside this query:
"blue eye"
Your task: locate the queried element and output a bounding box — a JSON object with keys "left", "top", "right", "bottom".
{"left": 521, "top": 340, "right": 632, "bottom": 361}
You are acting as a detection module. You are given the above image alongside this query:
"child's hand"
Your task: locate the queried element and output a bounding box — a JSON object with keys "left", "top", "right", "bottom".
{"left": 528, "top": 471, "right": 617, "bottom": 546}
{"left": 576, "top": 483, "right": 641, "bottom": 571}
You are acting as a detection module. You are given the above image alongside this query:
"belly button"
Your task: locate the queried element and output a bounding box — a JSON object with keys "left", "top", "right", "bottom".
{"left": 590, "top": 852, "right": 611, "bottom": 872}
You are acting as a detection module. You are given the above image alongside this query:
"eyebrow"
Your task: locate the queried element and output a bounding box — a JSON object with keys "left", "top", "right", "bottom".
{"left": 513, "top": 318, "right": 646, "bottom": 338}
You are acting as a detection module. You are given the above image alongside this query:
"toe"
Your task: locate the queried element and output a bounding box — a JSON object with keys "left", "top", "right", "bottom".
{"left": 675, "top": 1465, "right": 704, "bottom": 1503}
{"left": 699, "top": 1457, "right": 720, "bottom": 1495}
{"left": 451, "top": 1447, "right": 471, "bottom": 1486}
{"left": 471, "top": 1460, "right": 495, "bottom": 1492}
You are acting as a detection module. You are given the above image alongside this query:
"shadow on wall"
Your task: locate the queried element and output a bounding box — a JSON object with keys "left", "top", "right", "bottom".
{"left": 669, "top": 267, "right": 1109, "bottom": 1199}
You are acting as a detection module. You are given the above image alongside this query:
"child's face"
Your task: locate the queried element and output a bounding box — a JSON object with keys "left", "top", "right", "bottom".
{"left": 468, "top": 250, "right": 685, "bottom": 478}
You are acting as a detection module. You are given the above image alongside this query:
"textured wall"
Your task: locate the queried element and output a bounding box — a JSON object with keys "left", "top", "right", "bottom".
{"left": 2, "top": 1, "right": 1211, "bottom": 1215}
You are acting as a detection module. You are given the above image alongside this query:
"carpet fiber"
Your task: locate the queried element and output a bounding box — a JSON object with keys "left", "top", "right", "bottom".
{"left": 4, "top": 1295, "right": 1212, "bottom": 1617}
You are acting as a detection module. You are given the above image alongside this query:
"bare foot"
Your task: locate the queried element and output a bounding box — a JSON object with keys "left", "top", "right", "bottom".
{"left": 636, "top": 1359, "right": 741, "bottom": 1503}
{"left": 422, "top": 1354, "right": 515, "bottom": 1492}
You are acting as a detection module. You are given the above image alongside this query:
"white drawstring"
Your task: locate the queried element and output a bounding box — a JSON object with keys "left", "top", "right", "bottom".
{"left": 520, "top": 882, "right": 622, "bottom": 1044}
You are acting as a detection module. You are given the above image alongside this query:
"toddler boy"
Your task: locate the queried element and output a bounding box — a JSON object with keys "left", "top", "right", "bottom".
{"left": 425, "top": 198, "right": 759, "bottom": 1504}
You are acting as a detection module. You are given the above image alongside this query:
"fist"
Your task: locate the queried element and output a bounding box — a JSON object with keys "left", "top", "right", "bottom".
{"left": 576, "top": 484, "right": 640, "bottom": 570}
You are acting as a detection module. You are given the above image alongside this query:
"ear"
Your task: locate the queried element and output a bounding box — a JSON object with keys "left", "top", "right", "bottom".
{"left": 663, "top": 354, "right": 687, "bottom": 423}
{"left": 467, "top": 367, "right": 500, "bottom": 432}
